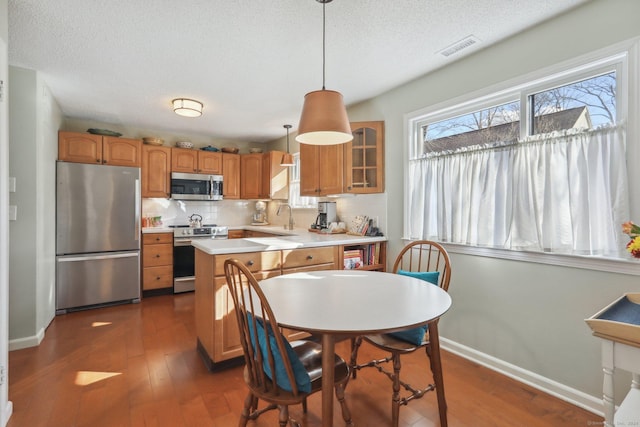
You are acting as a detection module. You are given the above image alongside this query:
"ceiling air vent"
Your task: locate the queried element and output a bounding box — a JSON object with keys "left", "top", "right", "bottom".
{"left": 438, "top": 35, "right": 480, "bottom": 57}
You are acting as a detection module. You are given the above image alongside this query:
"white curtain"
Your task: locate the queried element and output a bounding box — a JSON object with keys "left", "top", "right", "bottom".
{"left": 407, "top": 125, "right": 629, "bottom": 257}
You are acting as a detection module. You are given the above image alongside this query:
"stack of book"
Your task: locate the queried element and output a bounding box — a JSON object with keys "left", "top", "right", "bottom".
{"left": 343, "top": 249, "right": 363, "bottom": 269}
{"left": 348, "top": 215, "right": 371, "bottom": 236}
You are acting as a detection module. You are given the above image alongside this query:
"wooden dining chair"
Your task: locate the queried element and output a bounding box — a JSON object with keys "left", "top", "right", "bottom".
{"left": 349, "top": 240, "right": 451, "bottom": 427}
{"left": 224, "top": 258, "right": 353, "bottom": 427}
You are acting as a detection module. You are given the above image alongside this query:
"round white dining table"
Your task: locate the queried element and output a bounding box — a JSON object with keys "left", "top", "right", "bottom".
{"left": 258, "top": 269, "right": 452, "bottom": 427}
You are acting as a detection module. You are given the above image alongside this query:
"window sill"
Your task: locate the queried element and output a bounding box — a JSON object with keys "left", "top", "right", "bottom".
{"left": 437, "top": 242, "right": 640, "bottom": 277}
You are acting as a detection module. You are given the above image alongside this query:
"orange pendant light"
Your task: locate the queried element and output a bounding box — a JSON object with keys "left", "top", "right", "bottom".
{"left": 296, "top": 0, "right": 352, "bottom": 145}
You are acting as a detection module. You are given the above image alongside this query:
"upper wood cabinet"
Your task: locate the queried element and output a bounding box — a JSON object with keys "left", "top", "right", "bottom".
{"left": 141, "top": 145, "right": 171, "bottom": 198}
{"left": 344, "top": 121, "right": 384, "bottom": 194}
{"left": 199, "top": 151, "right": 223, "bottom": 174}
{"left": 262, "top": 151, "right": 289, "bottom": 200}
{"left": 240, "top": 153, "right": 263, "bottom": 199}
{"left": 58, "top": 131, "right": 142, "bottom": 167}
{"left": 222, "top": 153, "right": 241, "bottom": 199}
{"left": 299, "top": 143, "right": 344, "bottom": 196}
{"left": 298, "top": 121, "right": 385, "bottom": 196}
{"left": 171, "top": 148, "right": 222, "bottom": 174}
{"left": 241, "top": 152, "right": 289, "bottom": 200}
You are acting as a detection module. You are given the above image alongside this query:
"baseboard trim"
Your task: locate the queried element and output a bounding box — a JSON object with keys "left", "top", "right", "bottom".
{"left": 440, "top": 337, "right": 603, "bottom": 416}
{"left": 1, "top": 401, "right": 13, "bottom": 427}
{"left": 8, "top": 326, "right": 45, "bottom": 351}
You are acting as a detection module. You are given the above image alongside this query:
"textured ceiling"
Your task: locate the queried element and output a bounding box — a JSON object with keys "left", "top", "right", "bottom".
{"left": 8, "top": 0, "right": 588, "bottom": 143}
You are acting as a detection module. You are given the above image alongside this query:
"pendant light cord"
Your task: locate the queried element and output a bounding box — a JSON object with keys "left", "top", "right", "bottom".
{"left": 322, "top": 0, "right": 326, "bottom": 90}
{"left": 284, "top": 124, "right": 292, "bottom": 153}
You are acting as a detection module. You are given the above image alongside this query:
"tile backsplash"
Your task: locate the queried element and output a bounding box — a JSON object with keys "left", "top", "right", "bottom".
{"left": 142, "top": 199, "right": 256, "bottom": 227}
{"left": 143, "top": 192, "right": 387, "bottom": 235}
{"left": 266, "top": 194, "right": 388, "bottom": 233}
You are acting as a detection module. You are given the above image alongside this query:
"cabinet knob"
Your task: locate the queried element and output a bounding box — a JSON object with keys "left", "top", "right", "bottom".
{"left": 306, "top": 255, "right": 313, "bottom": 260}
{"left": 155, "top": 254, "right": 160, "bottom": 258}
{"left": 156, "top": 276, "right": 161, "bottom": 280}
{"left": 103, "top": 160, "right": 107, "bottom": 164}
{"left": 155, "top": 237, "right": 161, "bottom": 241}
{"left": 247, "top": 260, "right": 254, "bottom": 266}
{"left": 96, "top": 159, "right": 100, "bottom": 163}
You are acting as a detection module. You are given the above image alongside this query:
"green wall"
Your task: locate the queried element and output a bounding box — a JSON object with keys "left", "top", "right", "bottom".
{"left": 348, "top": 0, "right": 640, "bottom": 408}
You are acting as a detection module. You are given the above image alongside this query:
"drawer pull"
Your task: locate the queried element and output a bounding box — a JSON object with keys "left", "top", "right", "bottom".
{"left": 306, "top": 255, "right": 313, "bottom": 260}
{"left": 155, "top": 254, "right": 161, "bottom": 258}
{"left": 155, "top": 237, "right": 161, "bottom": 241}
{"left": 247, "top": 260, "right": 254, "bottom": 266}
{"left": 156, "top": 276, "right": 161, "bottom": 280}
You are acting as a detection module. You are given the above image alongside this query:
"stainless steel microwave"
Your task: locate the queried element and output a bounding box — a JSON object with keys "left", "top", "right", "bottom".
{"left": 171, "top": 172, "right": 223, "bottom": 201}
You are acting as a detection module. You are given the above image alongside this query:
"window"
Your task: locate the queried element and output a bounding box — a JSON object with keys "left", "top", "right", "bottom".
{"left": 288, "top": 153, "right": 318, "bottom": 209}
{"left": 531, "top": 72, "right": 616, "bottom": 134}
{"left": 406, "top": 49, "right": 634, "bottom": 265}
{"left": 424, "top": 100, "right": 521, "bottom": 155}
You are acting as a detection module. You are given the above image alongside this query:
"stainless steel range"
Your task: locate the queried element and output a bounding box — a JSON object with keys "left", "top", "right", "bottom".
{"left": 172, "top": 224, "right": 228, "bottom": 293}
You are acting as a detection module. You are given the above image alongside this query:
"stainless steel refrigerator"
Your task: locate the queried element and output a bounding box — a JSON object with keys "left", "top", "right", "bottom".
{"left": 56, "top": 162, "right": 141, "bottom": 313}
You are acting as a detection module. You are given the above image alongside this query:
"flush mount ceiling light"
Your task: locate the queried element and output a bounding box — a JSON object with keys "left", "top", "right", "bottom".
{"left": 280, "top": 124, "right": 295, "bottom": 167}
{"left": 296, "top": 0, "right": 353, "bottom": 145}
{"left": 172, "top": 98, "right": 203, "bottom": 117}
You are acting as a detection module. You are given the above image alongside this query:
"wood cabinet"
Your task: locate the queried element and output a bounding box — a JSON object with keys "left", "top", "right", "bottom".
{"left": 172, "top": 148, "right": 222, "bottom": 174}
{"left": 240, "top": 153, "right": 263, "bottom": 199}
{"left": 298, "top": 121, "right": 385, "bottom": 195}
{"left": 141, "top": 145, "right": 171, "bottom": 198}
{"left": 142, "top": 233, "right": 173, "bottom": 292}
{"left": 227, "top": 229, "right": 245, "bottom": 239}
{"left": 282, "top": 246, "right": 338, "bottom": 273}
{"left": 195, "top": 241, "right": 386, "bottom": 369}
{"left": 299, "top": 143, "right": 344, "bottom": 196}
{"left": 241, "top": 152, "right": 289, "bottom": 200}
{"left": 58, "top": 131, "right": 142, "bottom": 167}
{"left": 244, "top": 230, "right": 283, "bottom": 238}
{"left": 199, "top": 151, "right": 223, "bottom": 174}
{"left": 195, "top": 249, "right": 282, "bottom": 368}
{"left": 339, "top": 242, "right": 387, "bottom": 272}
{"left": 344, "top": 121, "right": 384, "bottom": 194}
{"left": 222, "top": 153, "right": 241, "bottom": 199}
{"left": 262, "top": 151, "right": 289, "bottom": 200}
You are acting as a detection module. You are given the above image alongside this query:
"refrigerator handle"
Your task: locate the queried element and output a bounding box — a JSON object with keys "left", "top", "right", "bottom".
{"left": 58, "top": 252, "right": 139, "bottom": 262}
{"left": 135, "top": 178, "right": 140, "bottom": 240}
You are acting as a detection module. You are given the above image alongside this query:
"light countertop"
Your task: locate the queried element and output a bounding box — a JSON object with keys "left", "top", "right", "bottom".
{"left": 141, "top": 225, "right": 302, "bottom": 234}
{"left": 142, "top": 227, "right": 173, "bottom": 234}
{"left": 191, "top": 227, "right": 386, "bottom": 255}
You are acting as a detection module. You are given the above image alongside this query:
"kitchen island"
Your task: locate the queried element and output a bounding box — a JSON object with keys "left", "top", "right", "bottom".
{"left": 191, "top": 227, "right": 387, "bottom": 370}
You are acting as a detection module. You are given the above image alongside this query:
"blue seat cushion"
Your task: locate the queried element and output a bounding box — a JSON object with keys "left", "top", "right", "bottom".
{"left": 247, "top": 313, "right": 311, "bottom": 393}
{"left": 388, "top": 270, "right": 440, "bottom": 345}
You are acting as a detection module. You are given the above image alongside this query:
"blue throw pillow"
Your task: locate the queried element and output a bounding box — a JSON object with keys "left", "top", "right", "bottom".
{"left": 397, "top": 270, "right": 440, "bottom": 285}
{"left": 388, "top": 270, "right": 441, "bottom": 345}
{"left": 247, "top": 313, "right": 311, "bottom": 393}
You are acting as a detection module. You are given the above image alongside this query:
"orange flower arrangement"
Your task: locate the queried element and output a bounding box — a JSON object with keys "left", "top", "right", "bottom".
{"left": 622, "top": 221, "right": 640, "bottom": 258}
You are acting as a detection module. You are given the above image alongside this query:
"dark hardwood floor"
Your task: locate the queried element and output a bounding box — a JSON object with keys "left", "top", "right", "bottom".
{"left": 7, "top": 293, "right": 601, "bottom": 426}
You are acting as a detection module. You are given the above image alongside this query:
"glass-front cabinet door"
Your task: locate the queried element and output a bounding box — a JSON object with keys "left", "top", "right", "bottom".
{"left": 344, "top": 121, "right": 384, "bottom": 194}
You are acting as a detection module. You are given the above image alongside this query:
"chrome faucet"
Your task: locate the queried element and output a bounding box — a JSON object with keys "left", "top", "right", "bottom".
{"left": 276, "top": 203, "right": 294, "bottom": 230}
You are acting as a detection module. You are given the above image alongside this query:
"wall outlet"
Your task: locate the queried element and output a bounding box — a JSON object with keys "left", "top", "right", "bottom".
{"left": 9, "top": 205, "right": 17, "bottom": 221}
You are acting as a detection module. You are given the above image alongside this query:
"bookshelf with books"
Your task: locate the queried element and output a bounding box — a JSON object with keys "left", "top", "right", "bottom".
{"left": 340, "top": 241, "right": 386, "bottom": 271}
